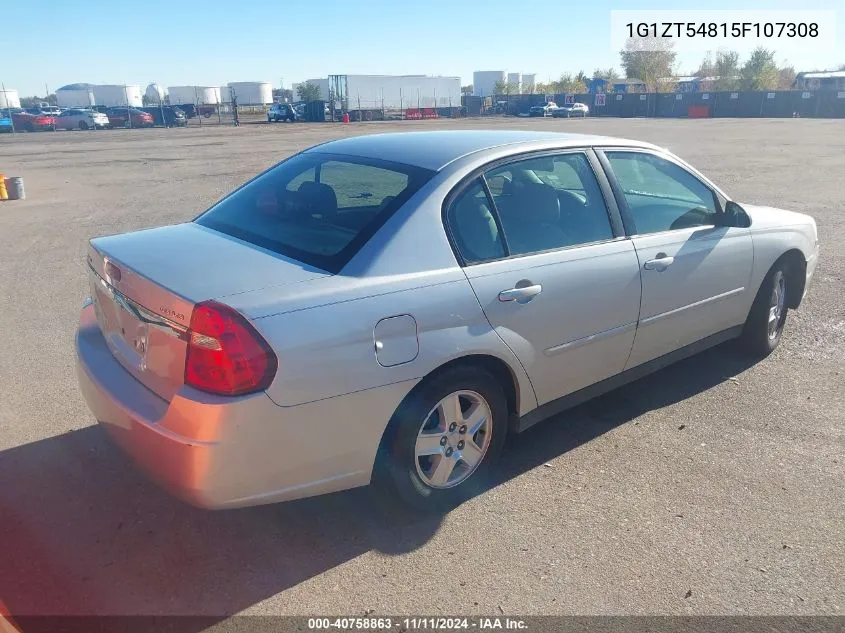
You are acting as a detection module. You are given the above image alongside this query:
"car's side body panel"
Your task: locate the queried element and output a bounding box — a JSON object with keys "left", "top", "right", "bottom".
{"left": 625, "top": 225, "right": 754, "bottom": 368}
{"left": 462, "top": 240, "right": 642, "bottom": 405}
{"left": 742, "top": 204, "right": 819, "bottom": 306}
{"left": 244, "top": 272, "right": 538, "bottom": 414}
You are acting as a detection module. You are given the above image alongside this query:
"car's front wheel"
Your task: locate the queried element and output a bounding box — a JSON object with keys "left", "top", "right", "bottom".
{"left": 374, "top": 366, "right": 507, "bottom": 512}
{"left": 741, "top": 262, "right": 790, "bottom": 357}
{"left": 78, "top": 121, "right": 89, "bottom": 130}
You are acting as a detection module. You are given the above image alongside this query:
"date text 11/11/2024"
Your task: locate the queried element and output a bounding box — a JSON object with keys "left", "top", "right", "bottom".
{"left": 307, "top": 617, "right": 528, "bottom": 631}
{"left": 626, "top": 22, "right": 818, "bottom": 38}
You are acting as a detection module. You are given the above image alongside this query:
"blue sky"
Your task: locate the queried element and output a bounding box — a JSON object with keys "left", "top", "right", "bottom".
{"left": 2, "top": 0, "right": 842, "bottom": 97}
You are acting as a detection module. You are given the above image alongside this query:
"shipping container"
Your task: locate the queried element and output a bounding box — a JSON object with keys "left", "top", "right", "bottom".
{"left": 329, "top": 75, "right": 461, "bottom": 112}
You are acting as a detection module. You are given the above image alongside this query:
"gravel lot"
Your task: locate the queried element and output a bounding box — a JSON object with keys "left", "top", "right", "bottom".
{"left": 0, "top": 118, "right": 842, "bottom": 624}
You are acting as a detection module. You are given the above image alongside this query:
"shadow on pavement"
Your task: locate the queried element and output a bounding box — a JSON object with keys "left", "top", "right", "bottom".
{"left": 0, "top": 343, "right": 756, "bottom": 630}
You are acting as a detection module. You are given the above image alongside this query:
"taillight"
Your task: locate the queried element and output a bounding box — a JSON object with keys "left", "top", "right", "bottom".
{"left": 184, "top": 300, "right": 277, "bottom": 396}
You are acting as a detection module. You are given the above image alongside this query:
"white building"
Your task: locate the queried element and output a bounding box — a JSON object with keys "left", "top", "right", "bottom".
{"left": 168, "top": 86, "right": 221, "bottom": 105}
{"left": 0, "top": 88, "right": 21, "bottom": 109}
{"left": 226, "top": 82, "right": 273, "bottom": 105}
{"left": 145, "top": 83, "right": 168, "bottom": 104}
{"left": 56, "top": 84, "right": 96, "bottom": 108}
{"left": 473, "top": 71, "right": 506, "bottom": 97}
{"left": 93, "top": 85, "right": 143, "bottom": 107}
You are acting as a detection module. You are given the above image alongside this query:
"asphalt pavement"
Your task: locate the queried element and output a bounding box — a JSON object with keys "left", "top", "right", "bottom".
{"left": 0, "top": 118, "right": 842, "bottom": 625}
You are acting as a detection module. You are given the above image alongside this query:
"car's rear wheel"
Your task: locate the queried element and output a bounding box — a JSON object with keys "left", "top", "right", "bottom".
{"left": 374, "top": 366, "right": 507, "bottom": 512}
{"left": 740, "top": 262, "right": 789, "bottom": 357}
{"left": 78, "top": 121, "right": 89, "bottom": 130}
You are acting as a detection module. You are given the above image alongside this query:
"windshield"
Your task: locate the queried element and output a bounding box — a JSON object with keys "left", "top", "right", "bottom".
{"left": 195, "top": 152, "right": 434, "bottom": 273}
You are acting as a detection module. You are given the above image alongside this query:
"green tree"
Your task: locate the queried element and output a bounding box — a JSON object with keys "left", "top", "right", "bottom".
{"left": 592, "top": 68, "right": 619, "bottom": 81}
{"left": 713, "top": 51, "right": 741, "bottom": 90}
{"left": 493, "top": 80, "right": 519, "bottom": 95}
{"left": 695, "top": 52, "right": 716, "bottom": 77}
{"left": 297, "top": 81, "right": 321, "bottom": 102}
{"left": 591, "top": 68, "right": 619, "bottom": 92}
{"left": 619, "top": 37, "right": 676, "bottom": 92}
{"left": 461, "top": 84, "right": 473, "bottom": 96}
{"left": 20, "top": 94, "right": 57, "bottom": 108}
{"left": 575, "top": 71, "right": 589, "bottom": 92}
{"left": 777, "top": 65, "right": 796, "bottom": 90}
{"left": 740, "top": 47, "right": 779, "bottom": 90}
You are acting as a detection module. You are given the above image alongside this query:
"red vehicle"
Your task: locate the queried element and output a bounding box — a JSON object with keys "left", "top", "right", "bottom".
{"left": 103, "top": 107, "right": 154, "bottom": 128}
{"left": 8, "top": 110, "right": 55, "bottom": 131}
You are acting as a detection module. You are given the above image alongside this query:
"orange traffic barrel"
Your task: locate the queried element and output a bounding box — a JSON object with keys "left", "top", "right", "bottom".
{"left": 342, "top": 113, "right": 350, "bottom": 124}
{"left": 0, "top": 174, "right": 8, "bottom": 201}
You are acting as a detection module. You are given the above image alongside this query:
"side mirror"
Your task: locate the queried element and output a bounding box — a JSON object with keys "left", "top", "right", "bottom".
{"left": 719, "top": 201, "right": 752, "bottom": 228}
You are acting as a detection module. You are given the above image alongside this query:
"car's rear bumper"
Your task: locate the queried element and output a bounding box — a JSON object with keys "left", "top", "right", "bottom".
{"left": 76, "top": 304, "right": 417, "bottom": 509}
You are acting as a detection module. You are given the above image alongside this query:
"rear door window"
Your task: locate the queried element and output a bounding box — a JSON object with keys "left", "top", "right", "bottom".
{"left": 483, "top": 152, "right": 615, "bottom": 256}
{"left": 195, "top": 153, "right": 433, "bottom": 273}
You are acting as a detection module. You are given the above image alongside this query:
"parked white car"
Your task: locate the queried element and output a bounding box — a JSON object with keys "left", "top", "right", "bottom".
{"left": 553, "top": 102, "right": 590, "bottom": 118}
{"left": 55, "top": 108, "right": 110, "bottom": 130}
{"left": 529, "top": 102, "right": 559, "bottom": 117}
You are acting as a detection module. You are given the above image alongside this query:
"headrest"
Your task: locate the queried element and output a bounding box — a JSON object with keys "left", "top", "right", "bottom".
{"left": 517, "top": 182, "right": 560, "bottom": 224}
{"left": 298, "top": 181, "right": 338, "bottom": 216}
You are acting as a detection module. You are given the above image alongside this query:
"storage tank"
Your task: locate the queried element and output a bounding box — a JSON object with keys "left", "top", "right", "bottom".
{"left": 94, "top": 85, "right": 142, "bottom": 107}
{"left": 473, "top": 71, "right": 506, "bottom": 97}
{"left": 218, "top": 85, "right": 233, "bottom": 103}
{"left": 56, "top": 83, "right": 96, "bottom": 108}
{"left": 0, "top": 88, "right": 21, "bottom": 109}
{"left": 227, "top": 81, "right": 273, "bottom": 105}
{"left": 145, "top": 83, "right": 168, "bottom": 104}
{"left": 522, "top": 73, "right": 537, "bottom": 92}
{"left": 507, "top": 72, "right": 522, "bottom": 92}
{"left": 168, "top": 86, "right": 220, "bottom": 105}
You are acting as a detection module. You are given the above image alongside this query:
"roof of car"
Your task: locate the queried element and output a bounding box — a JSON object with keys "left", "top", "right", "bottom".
{"left": 305, "top": 130, "right": 655, "bottom": 171}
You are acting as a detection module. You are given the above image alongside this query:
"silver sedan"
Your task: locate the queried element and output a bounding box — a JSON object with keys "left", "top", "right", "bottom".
{"left": 76, "top": 131, "right": 819, "bottom": 512}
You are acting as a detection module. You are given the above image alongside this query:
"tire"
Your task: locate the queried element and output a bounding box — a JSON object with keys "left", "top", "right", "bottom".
{"left": 740, "top": 261, "right": 790, "bottom": 357}
{"left": 374, "top": 366, "right": 508, "bottom": 513}
{"left": 78, "top": 121, "right": 88, "bottom": 130}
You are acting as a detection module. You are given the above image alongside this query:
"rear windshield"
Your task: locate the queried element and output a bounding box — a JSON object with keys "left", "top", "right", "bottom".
{"left": 194, "top": 152, "right": 434, "bottom": 273}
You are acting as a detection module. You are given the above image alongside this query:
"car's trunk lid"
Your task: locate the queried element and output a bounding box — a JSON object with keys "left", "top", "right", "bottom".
{"left": 87, "top": 222, "right": 329, "bottom": 400}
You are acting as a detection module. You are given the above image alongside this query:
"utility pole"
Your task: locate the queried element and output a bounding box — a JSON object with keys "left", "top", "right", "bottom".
{"left": 2, "top": 81, "right": 15, "bottom": 133}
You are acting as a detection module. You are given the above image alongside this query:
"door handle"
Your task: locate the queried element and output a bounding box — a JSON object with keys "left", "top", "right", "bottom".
{"left": 643, "top": 253, "right": 675, "bottom": 272}
{"left": 498, "top": 284, "right": 542, "bottom": 303}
